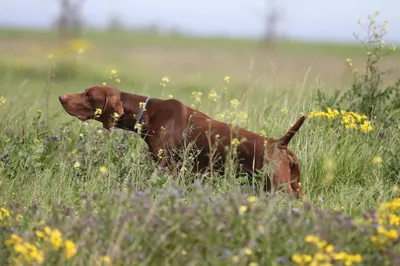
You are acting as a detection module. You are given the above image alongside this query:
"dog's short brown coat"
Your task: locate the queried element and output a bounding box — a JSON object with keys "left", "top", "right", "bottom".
{"left": 59, "top": 85, "right": 306, "bottom": 198}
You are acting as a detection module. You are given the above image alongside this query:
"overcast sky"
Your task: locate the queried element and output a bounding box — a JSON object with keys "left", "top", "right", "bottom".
{"left": 1, "top": 0, "right": 399, "bottom": 43}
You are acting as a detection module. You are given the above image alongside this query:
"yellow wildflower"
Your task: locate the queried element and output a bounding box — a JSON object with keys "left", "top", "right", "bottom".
{"left": 388, "top": 214, "right": 400, "bottom": 226}
{"left": 231, "top": 255, "right": 239, "bottom": 263}
{"left": 370, "top": 236, "right": 378, "bottom": 244}
{"left": 345, "top": 123, "right": 357, "bottom": 129}
{"left": 386, "top": 229, "right": 399, "bottom": 240}
{"left": 259, "top": 129, "right": 267, "bottom": 137}
{"left": 65, "top": 240, "right": 77, "bottom": 260}
{"left": 0, "top": 207, "right": 10, "bottom": 223}
{"left": 110, "top": 69, "right": 117, "bottom": 75}
{"left": 308, "top": 109, "right": 318, "bottom": 119}
{"left": 350, "top": 254, "right": 362, "bottom": 263}
{"left": 325, "top": 245, "right": 334, "bottom": 253}
{"left": 16, "top": 242, "right": 45, "bottom": 264}
{"left": 316, "top": 240, "right": 328, "bottom": 249}
{"left": 44, "top": 226, "right": 52, "bottom": 236}
{"left": 73, "top": 161, "right": 80, "bottom": 168}
{"left": 160, "top": 126, "right": 167, "bottom": 136}
{"left": 0, "top": 96, "right": 6, "bottom": 105}
{"left": 191, "top": 91, "right": 203, "bottom": 104}
{"left": 291, "top": 253, "right": 302, "bottom": 264}
{"left": 160, "top": 76, "right": 170, "bottom": 87}
{"left": 230, "top": 99, "right": 240, "bottom": 109}
{"left": 332, "top": 252, "right": 347, "bottom": 261}
{"left": 112, "top": 112, "right": 120, "bottom": 120}
{"left": 36, "top": 231, "right": 46, "bottom": 240}
{"left": 208, "top": 90, "right": 218, "bottom": 102}
{"left": 99, "top": 166, "right": 108, "bottom": 174}
{"left": 243, "top": 247, "right": 252, "bottom": 255}
{"left": 372, "top": 156, "right": 383, "bottom": 165}
{"left": 94, "top": 108, "right": 103, "bottom": 118}
{"left": 314, "top": 252, "right": 330, "bottom": 262}
{"left": 311, "top": 108, "right": 371, "bottom": 133}
{"left": 360, "top": 121, "right": 372, "bottom": 133}
{"left": 217, "top": 112, "right": 226, "bottom": 120}
{"left": 231, "top": 138, "right": 240, "bottom": 146}
{"left": 157, "top": 149, "right": 164, "bottom": 159}
{"left": 35, "top": 251, "right": 45, "bottom": 264}
{"left": 49, "top": 229, "right": 63, "bottom": 250}
{"left": 1, "top": 207, "right": 10, "bottom": 217}
{"left": 162, "top": 76, "right": 170, "bottom": 83}
{"left": 224, "top": 76, "right": 231, "bottom": 83}
{"left": 135, "top": 123, "right": 142, "bottom": 130}
{"left": 305, "top": 235, "right": 319, "bottom": 244}
{"left": 374, "top": 225, "right": 399, "bottom": 245}
{"left": 97, "top": 256, "right": 112, "bottom": 266}
{"left": 115, "top": 78, "right": 121, "bottom": 83}
{"left": 236, "top": 111, "right": 248, "bottom": 123}
{"left": 139, "top": 101, "right": 146, "bottom": 109}
{"left": 292, "top": 253, "right": 312, "bottom": 264}
{"left": 238, "top": 205, "right": 248, "bottom": 215}
{"left": 6, "top": 234, "right": 23, "bottom": 246}
{"left": 327, "top": 107, "right": 339, "bottom": 118}
{"left": 14, "top": 243, "right": 26, "bottom": 253}
{"left": 377, "top": 226, "right": 386, "bottom": 234}
{"left": 247, "top": 196, "right": 257, "bottom": 203}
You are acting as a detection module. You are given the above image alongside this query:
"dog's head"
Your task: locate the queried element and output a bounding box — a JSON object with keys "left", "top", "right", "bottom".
{"left": 59, "top": 85, "right": 124, "bottom": 129}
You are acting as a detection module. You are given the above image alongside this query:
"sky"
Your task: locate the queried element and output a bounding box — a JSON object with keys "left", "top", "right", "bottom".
{"left": 1, "top": 0, "right": 399, "bottom": 43}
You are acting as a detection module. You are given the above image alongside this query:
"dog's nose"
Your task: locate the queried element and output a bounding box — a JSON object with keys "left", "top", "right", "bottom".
{"left": 59, "top": 95, "right": 67, "bottom": 104}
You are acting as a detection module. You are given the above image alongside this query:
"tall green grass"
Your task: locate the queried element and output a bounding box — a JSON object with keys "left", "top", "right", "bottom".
{"left": 0, "top": 12, "right": 400, "bottom": 265}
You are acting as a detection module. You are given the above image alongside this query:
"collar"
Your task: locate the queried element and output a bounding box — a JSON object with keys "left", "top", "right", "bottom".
{"left": 133, "top": 96, "right": 151, "bottom": 130}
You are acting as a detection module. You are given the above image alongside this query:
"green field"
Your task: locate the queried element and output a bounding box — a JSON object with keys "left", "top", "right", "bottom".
{"left": 0, "top": 25, "right": 400, "bottom": 266}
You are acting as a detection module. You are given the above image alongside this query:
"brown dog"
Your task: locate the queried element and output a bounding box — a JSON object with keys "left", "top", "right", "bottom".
{"left": 59, "top": 85, "right": 306, "bottom": 198}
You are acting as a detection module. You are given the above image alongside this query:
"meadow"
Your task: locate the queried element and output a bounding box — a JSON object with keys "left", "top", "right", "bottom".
{"left": 0, "top": 12, "right": 400, "bottom": 265}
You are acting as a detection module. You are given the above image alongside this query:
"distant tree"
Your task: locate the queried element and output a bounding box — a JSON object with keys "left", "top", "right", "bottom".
{"left": 55, "top": 0, "right": 87, "bottom": 41}
{"left": 107, "top": 14, "right": 125, "bottom": 32}
{"left": 263, "top": 0, "right": 284, "bottom": 46}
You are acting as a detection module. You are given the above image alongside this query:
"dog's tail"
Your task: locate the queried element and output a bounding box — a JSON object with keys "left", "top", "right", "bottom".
{"left": 278, "top": 115, "right": 307, "bottom": 147}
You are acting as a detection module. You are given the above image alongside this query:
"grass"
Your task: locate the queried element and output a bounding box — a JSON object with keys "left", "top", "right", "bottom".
{"left": 0, "top": 26, "right": 399, "bottom": 265}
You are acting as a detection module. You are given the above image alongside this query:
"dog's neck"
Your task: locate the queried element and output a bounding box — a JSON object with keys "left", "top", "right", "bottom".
{"left": 120, "top": 92, "right": 149, "bottom": 117}
{"left": 115, "top": 92, "right": 158, "bottom": 135}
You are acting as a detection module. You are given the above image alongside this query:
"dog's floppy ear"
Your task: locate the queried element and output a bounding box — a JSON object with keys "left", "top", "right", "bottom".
{"left": 102, "top": 94, "right": 124, "bottom": 129}
{"left": 108, "top": 95, "right": 124, "bottom": 116}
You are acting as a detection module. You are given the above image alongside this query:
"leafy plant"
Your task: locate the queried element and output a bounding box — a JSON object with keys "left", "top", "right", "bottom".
{"left": 315, "top": 11, "right": 400, "bottom": 121}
